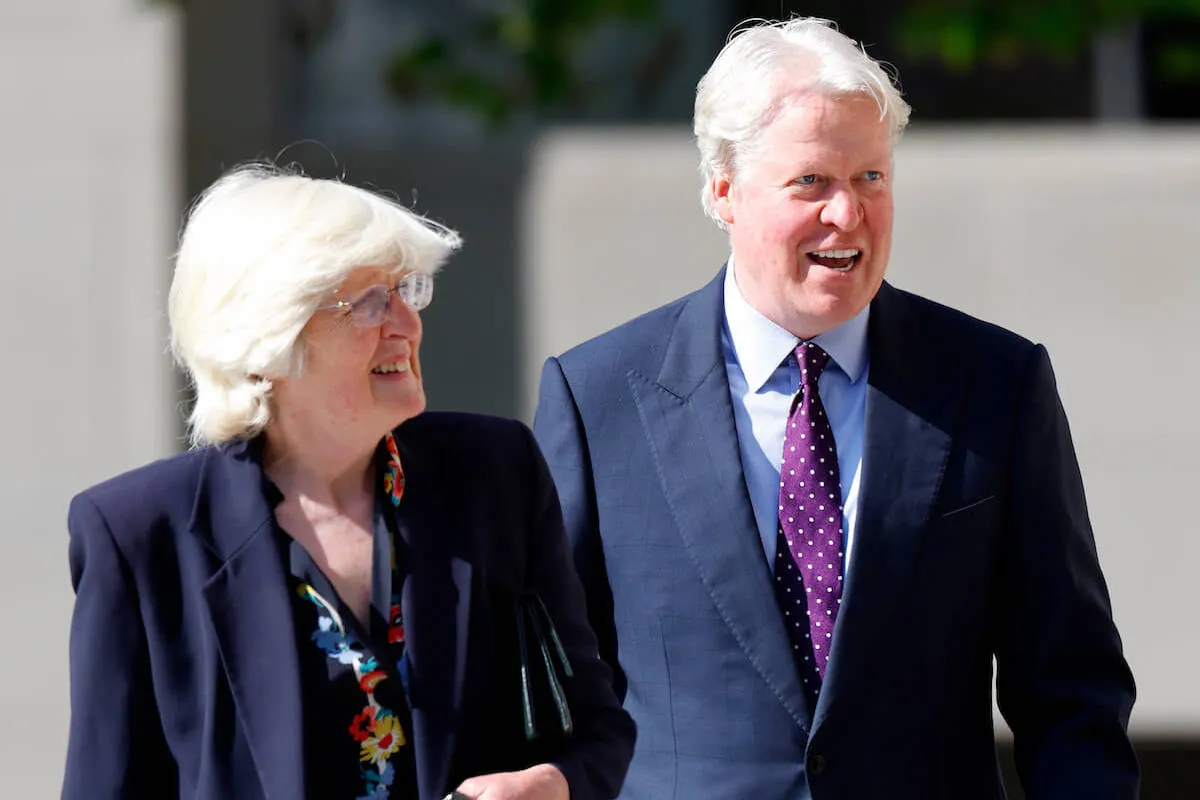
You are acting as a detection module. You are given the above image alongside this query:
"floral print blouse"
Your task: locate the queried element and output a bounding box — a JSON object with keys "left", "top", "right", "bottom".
{"left": 277, "top": 434, "right": 416, "bottom": 799}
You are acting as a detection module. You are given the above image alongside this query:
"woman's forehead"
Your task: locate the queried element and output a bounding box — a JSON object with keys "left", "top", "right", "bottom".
{"left": 337, "top": 264, "right": 401, "bottom": 293}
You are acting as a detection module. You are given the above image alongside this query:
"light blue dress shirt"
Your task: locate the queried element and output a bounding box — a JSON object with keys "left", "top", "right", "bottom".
{"left": 721, "top": 265, "right": 870, "bottom": 577}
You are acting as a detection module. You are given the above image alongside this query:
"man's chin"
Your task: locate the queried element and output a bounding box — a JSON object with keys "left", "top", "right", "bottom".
{"left": 778, "top": 289, "right": 871, "bottom": 337}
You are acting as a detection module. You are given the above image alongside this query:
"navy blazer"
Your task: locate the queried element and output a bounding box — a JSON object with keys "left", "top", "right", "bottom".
{"left": 63, "top": 412, "right": 635, "bottom": 800}
{"left": 533, "top": 271, "right": 1137, "bottom": 799}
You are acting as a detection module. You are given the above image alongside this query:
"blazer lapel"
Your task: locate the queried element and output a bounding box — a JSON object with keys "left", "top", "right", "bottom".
{"left": 391, "top": 435, "right": 472, "bottom": 800}
{"left": 628, "top": 269, "right": 812, "bottom": 729}
{"left": 192, "top": 444, "right": 305, "bottom": 800}
{"left": 815, "top": 282, "right": 963, "bottom": 724}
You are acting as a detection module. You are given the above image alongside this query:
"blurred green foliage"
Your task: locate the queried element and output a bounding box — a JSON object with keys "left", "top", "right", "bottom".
{"left": 151, "top": 0, "right": 1200, "bottom": 122}
{"left": 898, "top": 0, "right": 1200, "bottom": 80}
{"left": 385, "top": 0, "right": 1200, "bottom": 123}
{"left": 385, "top": 0, "right": 663, "bottom": 126}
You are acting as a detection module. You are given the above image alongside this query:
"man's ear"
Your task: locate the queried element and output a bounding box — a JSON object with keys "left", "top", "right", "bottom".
{"left": 711, "top": 172, "right": 735, "bottom": 225}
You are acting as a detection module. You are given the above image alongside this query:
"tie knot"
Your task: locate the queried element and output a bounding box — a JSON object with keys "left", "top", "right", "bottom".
{"left": 796, "top": 341, "right": 831, "bottom": 389}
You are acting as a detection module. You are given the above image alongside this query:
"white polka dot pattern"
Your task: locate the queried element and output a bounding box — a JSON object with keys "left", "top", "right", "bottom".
{"left": 773, "top": 342, "right": 845, "bottom": 684}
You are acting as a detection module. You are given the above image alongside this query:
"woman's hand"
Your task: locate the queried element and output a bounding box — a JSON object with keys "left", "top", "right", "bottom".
{"left": 453, "top": 763, "right": 569, "bottom": 800}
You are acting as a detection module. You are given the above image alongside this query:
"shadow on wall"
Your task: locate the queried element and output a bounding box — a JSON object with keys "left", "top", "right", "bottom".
{"left": 1000, "top": 740, "right": 1199, "bottom": 798}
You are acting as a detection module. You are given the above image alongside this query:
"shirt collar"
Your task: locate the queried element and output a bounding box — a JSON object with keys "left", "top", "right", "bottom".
{"left": 723, "top": 258, "right": 870, "bottom": 392}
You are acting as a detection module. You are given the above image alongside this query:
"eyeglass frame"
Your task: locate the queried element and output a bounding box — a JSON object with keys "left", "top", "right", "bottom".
{"left": 315, "top": 271, "right": 434, "bottom": 327}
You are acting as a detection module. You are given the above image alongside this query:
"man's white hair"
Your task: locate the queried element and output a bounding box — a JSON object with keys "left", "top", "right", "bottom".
{"left": 694, "top": 17, "right": 911, "bottom": 227}
{"left": 169, "top": 163, "right": 462, "bottom": 447}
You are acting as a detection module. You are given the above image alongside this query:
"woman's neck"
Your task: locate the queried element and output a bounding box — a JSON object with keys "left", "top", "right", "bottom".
{"left": 262, "top": 415, "right": 380, "bottom": 512}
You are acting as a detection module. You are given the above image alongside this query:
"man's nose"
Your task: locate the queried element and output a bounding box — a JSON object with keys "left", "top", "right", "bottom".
{"left": 820, "top": 185, "right": 863, "bottom": 231}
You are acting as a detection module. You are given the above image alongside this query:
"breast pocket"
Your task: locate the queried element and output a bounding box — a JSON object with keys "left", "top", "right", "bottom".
{"left": 920, "top": 494, "right": 1003, "bottom": 596}
{"left": 907, "top": 494, "right": 1004, "bottom": 655}
{"left": 939, "top": 494, "right": 998, "bottom": 522}
{"left": 927, "top": 493, "right": 1001, "bottom": 550}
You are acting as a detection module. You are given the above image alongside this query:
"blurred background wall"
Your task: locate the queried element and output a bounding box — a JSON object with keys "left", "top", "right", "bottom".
{"left": 0, "top": 0, "right": 180, "bottom": 792}
{"left": 3, "top": 0, "right": 1198, "bottom": 796}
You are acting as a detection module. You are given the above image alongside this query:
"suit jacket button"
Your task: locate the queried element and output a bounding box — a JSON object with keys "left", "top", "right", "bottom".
{"left": 808, "top": 753, "right": 827, "bottom": 776}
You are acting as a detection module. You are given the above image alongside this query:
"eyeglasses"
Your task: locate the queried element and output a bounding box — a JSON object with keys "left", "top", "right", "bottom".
{"left": 316, "top": 272, "right": 434, "bottom": 327}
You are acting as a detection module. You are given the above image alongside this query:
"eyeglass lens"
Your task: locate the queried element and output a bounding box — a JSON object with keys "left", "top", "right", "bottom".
{"left": 347, "top": 273, "right": 434, "bottom": 327}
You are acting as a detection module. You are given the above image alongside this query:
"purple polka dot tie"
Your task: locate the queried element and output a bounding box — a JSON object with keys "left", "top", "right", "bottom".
{"left": 774, "top": 342, "right": 845, "bottom": 690}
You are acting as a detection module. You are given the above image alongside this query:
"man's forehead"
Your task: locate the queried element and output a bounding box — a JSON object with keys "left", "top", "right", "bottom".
{"left": 774, "top": 87, "right": 884, "bottom": 121}
{"left": 760, "top": 96, "right": 890, "bottom": 150}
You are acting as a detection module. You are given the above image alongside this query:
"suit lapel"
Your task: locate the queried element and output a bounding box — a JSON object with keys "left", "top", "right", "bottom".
{"left": 391, "top": 434, "right": 472, "bottom": 800}
{"left": 815, "top": 283, "right": 963, "bottom": 724}
{"left": 193, "top": 444, "right": 305, "bottom": 799}
{"left": 629, "top": 269, "right": 813, "bottom": 729}
{"left": 193, "top": 436, "right": 473, "bottom": 800}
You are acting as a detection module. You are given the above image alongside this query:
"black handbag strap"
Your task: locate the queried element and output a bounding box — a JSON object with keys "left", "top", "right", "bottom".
{"left": 515, "top": 591, "right": 574, "bottom": 741}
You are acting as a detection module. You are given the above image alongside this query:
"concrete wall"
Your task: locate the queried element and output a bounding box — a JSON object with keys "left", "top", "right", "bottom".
{"left": 523, "top": 126, "right": 1200, "bottom": 736}
{"left": 0, "top": 0, "right": 180, "bottom": 793}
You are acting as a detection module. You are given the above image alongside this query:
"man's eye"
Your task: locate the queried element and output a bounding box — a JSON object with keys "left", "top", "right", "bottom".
{"left": 795, "top": 175, "right": 818, "bottom": 186}
{"left": 863, "top": 170, "right": 884, "bottom": 182}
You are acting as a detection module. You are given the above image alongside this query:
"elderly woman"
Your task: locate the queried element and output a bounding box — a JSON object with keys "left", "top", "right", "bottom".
{"left": 62, "top": 165, "right": 635, "bottom": 800}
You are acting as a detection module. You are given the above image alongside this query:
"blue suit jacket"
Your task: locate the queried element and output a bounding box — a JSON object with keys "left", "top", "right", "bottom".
{"left": 64, "top": 412, "right": 635, "bottom": 800}
{"left": 533, "top": 272, "right": 1137, "bottom": 799}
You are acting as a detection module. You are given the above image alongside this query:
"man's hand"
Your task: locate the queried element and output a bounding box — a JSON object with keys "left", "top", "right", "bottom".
{"left": 453, "top": 763, "right": 569, "bottom": 800}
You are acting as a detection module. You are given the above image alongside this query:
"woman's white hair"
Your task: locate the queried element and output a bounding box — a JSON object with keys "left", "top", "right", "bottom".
{"left": 694, "top": 17, "right": 912, "bottom": 226}
{"left": 169, "top": 162, "right": 462, "bottom": 447}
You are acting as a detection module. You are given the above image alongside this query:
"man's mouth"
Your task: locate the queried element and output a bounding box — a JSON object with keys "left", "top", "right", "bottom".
{"left": 808, "top": 248, "right": 860, "bottom": 271}
{"left": 371, "top": 360, "right": 410, "bottom": 375}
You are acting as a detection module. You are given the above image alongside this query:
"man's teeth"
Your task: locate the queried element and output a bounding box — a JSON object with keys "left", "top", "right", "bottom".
{"left": 809, "top": 248, "right": 860, "bottom": 272}
{"left": 372, "top": 362, "right": 409, "bottom": 374}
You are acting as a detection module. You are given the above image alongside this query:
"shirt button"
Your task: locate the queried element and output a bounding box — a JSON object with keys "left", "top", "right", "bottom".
{"left": 808, "top": 753, "right": 827, "bottom": 776}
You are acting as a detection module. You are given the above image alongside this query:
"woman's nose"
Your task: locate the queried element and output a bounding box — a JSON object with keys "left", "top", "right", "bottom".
{"left": 381, "top": 292, "right": 421, "bottom": 336}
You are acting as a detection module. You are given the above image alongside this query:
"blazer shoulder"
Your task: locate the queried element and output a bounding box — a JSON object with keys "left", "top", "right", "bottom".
{"left": 557, "top": 288, "right": 697, "bottom": 368}
{"left": 70, "top": 448, "right": 209, "bottom": 549}
{"left": 885, "top": 284, "right": 1039, "bottom": 371}
{"left": 398, "top": 412, "right": 547, "bottom": 524}
{"left": 551, "top": 278, "right": 723, "bottom": 404}
{"left": 399, "top": 412, "right": 537, "bottom": 472}
{"left": 401, "top": 410, "right": 529, "bottom": 447}
{"left": 78, "top": 447, "right": 207, "bottom": 508}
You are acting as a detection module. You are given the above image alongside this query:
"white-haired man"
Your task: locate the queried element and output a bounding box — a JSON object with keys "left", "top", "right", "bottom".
{"left": 533, "top": 17, "right": 1137, "bottom": 799}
